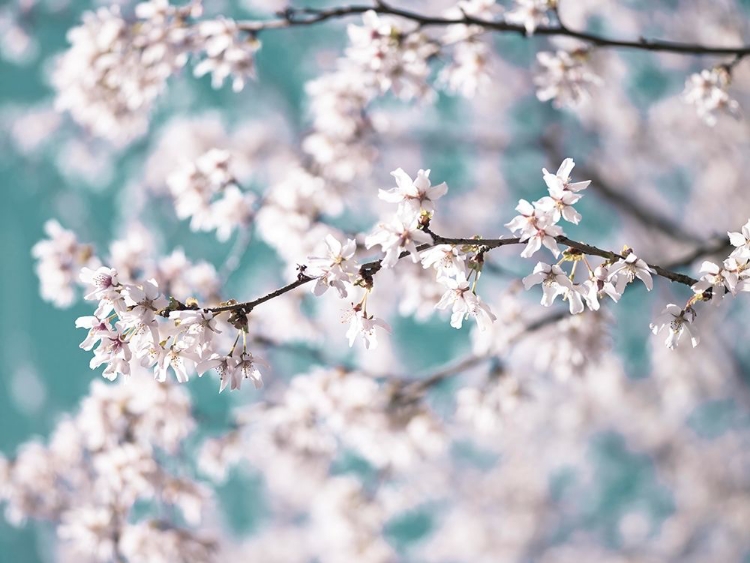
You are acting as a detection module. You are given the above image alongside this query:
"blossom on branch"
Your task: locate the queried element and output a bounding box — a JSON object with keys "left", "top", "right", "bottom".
{"left": 608, "top": 252, "right": 654, "bottom": 293}
{"left": 365, "top": 211, "right": 433, "bottom": 268}
{"left": 535, "top": 49, "right": 601, "bottom": 109}
{"left": 307, "top": 235, "right": 359, "bottom": 298}
{"left": 505, "top": 0, "right": 554, "bottom": 35}
{"left": 683, "top": 67, "right": 740, "bottom": 126}
{"left": 505, "top": 199, "right": 563, "bottom": 258}
{"left": 650, "top": 304, "right": 699, "bottom": 349}
{"left": 435, "top": 274, "right": 496, "bottom": 330}
{"left": 379, "top": 168, "right": 448, "bottom": 218}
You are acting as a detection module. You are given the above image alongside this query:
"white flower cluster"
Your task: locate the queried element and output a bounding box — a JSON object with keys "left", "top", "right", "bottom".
{"left": 0, "top": 378, "right": 216, "bottom": 561}
{"left": 649, "top": 219, "right": 750, "bottom": 350}
{"left": 372, "top": 169, "right": 496, "bottom": 331}
{"left": 303, "top": 69, "right": 379, "bottom": 183}
{"left": 346, "top": 10, "right": 438, "bottom": 101}
{"left": 232, "top": 368, "right": 444, "bottom": 472}
{"left": 53, "top": 0, "right": 260, "bottom": 145}
{"left": 505, "top": 0, "right": 555, "bottom": 35}
{"left": 535, "top": 49, "right": 601, "bottom": 108}
{"left": 167, "top": 148, "right": 255, "bottom": 241}
{"left": 32, "top": 220, "right": 96, "bottom": 308}
{"left": 683, "top": 66, "right": 740, "bottom": 126}
{"left": 512, "top": 159, "right": 654, "bottom": 315}
{"left": 193, "top": 17, "right": 260, "bottom": 92}
{"left": 646, "top": 219, "right": 750, "bottom": 350}
{"left": 75, "top": 265, "right": 266, "bottom": 391}
{"left": 438, "top": 0, "right": 498, "bottom": 98}
{"left": 33, "top": 222, "right": 221, "bottom": 309}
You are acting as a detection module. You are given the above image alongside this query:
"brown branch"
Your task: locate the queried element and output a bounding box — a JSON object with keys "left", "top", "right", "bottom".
{"left": 187, "top": 229, "right": 699, "bottom": 318}
{"left": 238, "top": 4, "right": 750, "bottom": 58}
{"left": 399, "top": 310, "right": 569, "bottom": 394}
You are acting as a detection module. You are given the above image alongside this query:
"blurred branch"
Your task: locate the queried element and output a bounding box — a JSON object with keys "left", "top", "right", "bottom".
{"left": 238, "top": 4, "right": 750, "bottom": 58}
{"left": 539, "top": 134, "right": 706, "bottom": 244}
{"left": 663, "top": 236, "right": 733, "bottom": 270}
{"left": 399, "top": 310, "right": 569, "bottom": 394}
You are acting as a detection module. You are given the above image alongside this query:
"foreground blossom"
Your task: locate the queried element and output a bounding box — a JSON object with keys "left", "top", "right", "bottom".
{"left": 345, "top": 305, "right": 391, "bottom": 349}
{"left": 365, "top": 212, "right": 433, "bottom": 268}
{"left": 307, "top": 235, "right": 359, "bottom": 298}
{"left": 650, "top": 304, "right": 699, "bottom": 349}
{"left": 379, "top": 168, "right": 448, "bottom": 218}
{"left": 608, "top": 252, "right": 654, "bottom": 293}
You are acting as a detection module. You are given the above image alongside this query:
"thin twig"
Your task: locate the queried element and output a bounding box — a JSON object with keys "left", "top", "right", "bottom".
{"left": 238, "top": 4, "right": 750, "bottom": 57}
{"left": 186, "top": 230, "right": 700, "bottom": 316}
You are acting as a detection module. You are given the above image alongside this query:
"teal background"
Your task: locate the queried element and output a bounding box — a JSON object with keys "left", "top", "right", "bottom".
{"left": 1, "top": 0, "right": 747, "bottom": 560}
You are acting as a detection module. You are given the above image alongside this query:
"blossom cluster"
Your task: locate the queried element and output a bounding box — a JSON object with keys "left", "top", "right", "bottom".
{"left": 52, "top": 0, "right": 260, "bottom": 145}
{"left": 0, "top": 378, "right": 217, "bottom": 561}
{"left": 167, "top": 148, "right": 255, "bottom": 241}
{"left": 507, "top": 160, "right": 665, "bottom": 336}
{"left": 683, "top": 66, "right": 740, "bottom": 126}
{"left": 75, "top": 264, "right": 266, "bottom": 391}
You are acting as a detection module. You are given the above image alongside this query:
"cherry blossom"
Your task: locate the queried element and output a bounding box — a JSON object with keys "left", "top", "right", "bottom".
{"left": 608, "top": 252, "right": 654, "bottom": 293}
{"left": 692, "top": 259, "right": 741, "bottom": 303}
{"left": 505, "top": 0, "right": 553, "bottom": 35}
{"left": 365, "top": 211, "right": 433, "bottom": 268}
{"left": 522, "top": 262, "right": 573, "bottom": 307}
{"left": 728, "top": 219, "right": 750, "bottom": 259}
{"left": 683, "top": 67, "right": 740, "bottom": 126}
{"left": 435, "top": 274, "right": 496, "bottom": 330}
{"left": 650, "top": 304, "right": 699, "bottom": 349}
{"left": 379, "top": 168, "right": 448, "bottom": 217}
{"left": 505, "top": 199, "right": 563, "bottom": 258}
{"left": 535, "top": 49, "right": 601, "bottom": 108}
{"left": 307, "top": 235, "right": 359, "bottom": 298}
{"left": 193, "top": 18, "right": 261, "bottom": 92}
{"left": 345, "top": 304, "right": 391, "bottom": 349}
{"left": 420, "top": 244, "right": 469, "bottom": 278}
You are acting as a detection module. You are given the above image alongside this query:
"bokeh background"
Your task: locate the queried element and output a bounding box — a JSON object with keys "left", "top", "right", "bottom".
{"left": 4, "top": 0, "right": 750, "bottom": 560}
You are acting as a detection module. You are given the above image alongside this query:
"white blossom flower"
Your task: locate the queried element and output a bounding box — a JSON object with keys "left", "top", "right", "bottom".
{"left": 650, "top": 304, "right": 699, "bottom": 349}
{"left": 692, "top": 259, "right": 742, "bottom": 304}
{"left": 522, "top": 262, "right": 573, "bottom": 306}
{"left": 379, "top": 168, "right": 448, "bottom": 218}
{"left": 438, "top": 40, "right": 492, "bottom": 98}
{"left": 505, "top": 199, "right": 563, "bottom": 258}
{"left": 535, "top": 50, "right": 601, "bottom": 108}
{"left": 346, "top": 11, "right": 437, "bottom": 100}
{"left": 79, "top": 266, "right": 119, "bottom": 302}
{"left": 75, "top": 316, "right": 115, "bottom": 351}
{"left": 345, "top": 305, "right": 391, "bottom": 349}
{"left": 536, "top": 189, "right": 583, "bottom": 224}
{"left": 194, "top": 18, "right": 261, "bottom": 92}
{"left": 542, "top": 158, "right": 591, "bottom": 194}
{"left": 32, "top": 220, "right": 96, "bottom": 308}
{"left": 505, "top": 0, "right": 553, "bottom": 35}
{"left": 365, "top": 212, "right": 433, "bottom": 268}
{"left": 233, "top": 349, "right": 268, "bottom": 390}
{"left": 89, "top": 324, "right": 132, "bottom": 381}
{"left": 435, "top": 275, "right": 496, "bottom": 330}
{"left": 683, "top": 67, "right": 740, "bottom": 126}
{"left": 420, "top": 245, "right": 469, "bottom": 278}
{"left": 608, "top": 252, "right": 654, "bottom": 293}
{"left": 590, "top": 264, "right": 622, "bottom": 303}
{"left": 170, "top": 309, "right": 221, "bottom": 350}
{"left": 728, "top": 219, "right": 750, "bottom": 260}
{"left": 154, "top": 342, "right": 200, "bottom": 383}
{"left": 307, "top": 235, "right": 359, "bottom": 298}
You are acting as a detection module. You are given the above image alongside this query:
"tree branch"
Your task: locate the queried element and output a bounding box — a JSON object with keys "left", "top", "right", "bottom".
{"left": 189, "top": 229, "right": 701, "bottom": 318}
{"left": 238, "top": 4, "right": 750, "bottom": 58}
